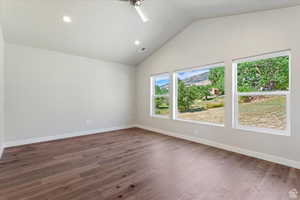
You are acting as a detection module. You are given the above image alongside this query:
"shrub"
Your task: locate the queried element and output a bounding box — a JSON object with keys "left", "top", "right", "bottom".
{"left": 206, "top": 101, "right": 224, "bottom": 109}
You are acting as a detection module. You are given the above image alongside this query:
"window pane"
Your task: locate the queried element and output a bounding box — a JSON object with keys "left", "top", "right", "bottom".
{"left": 177, "top": 66, "right": 225, "bottom": 124}
{"left": 238, "top": 95, "right": 286, "bottom": 130}
{"left": 237, "top": 56, "right": 289, "bottom": 92}
{"left": 154, "top": 97, "right": 170, "bottom": 116}
{"left": 154, "top": 75, "right": 169, "bottom": 95}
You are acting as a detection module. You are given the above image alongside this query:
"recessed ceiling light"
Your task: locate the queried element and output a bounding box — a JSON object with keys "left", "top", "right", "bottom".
{"left": 139, "top": 47, "right": 147, "bottom": 53}
{"left": 134, "top": 40, "right": 141, "bottom": 46}
{"left": 63, "top": 16, "right": 72, "bottom": 23}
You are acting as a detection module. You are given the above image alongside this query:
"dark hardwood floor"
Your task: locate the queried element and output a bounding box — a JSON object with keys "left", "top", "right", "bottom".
{"left": 0, "top": 128, "right": 299, "bottom": 200}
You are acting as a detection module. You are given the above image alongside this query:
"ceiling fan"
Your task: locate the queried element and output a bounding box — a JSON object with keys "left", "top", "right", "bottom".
{"left": 119, "top": 0, "right": 149, "bottom": 23}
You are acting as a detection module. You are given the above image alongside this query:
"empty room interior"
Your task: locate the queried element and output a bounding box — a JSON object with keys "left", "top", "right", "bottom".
{"left": 1, "top": 0, "right": 300, "bottom": 199}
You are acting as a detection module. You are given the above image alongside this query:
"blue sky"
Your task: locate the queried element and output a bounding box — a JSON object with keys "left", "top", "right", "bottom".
{"left": 155, "top": 75, "right": 169, "bottom": 86}
{"left": 178, "top": 69, "right": 209, "bottom": 80}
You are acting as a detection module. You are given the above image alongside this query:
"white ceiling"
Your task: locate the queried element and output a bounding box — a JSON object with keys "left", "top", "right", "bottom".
{"left": 1, "top": 0, "right": 300, "bottom": 66}
{"left": 172, "top": 0, "right": 300, "bottom": 19}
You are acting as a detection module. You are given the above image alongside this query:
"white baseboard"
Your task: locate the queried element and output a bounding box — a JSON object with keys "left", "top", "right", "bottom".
{"left": 4, "top": 125, "right": 135, "bottom": 148}
{"left": 136, "top": 124, "right": 300, "bottom": 170}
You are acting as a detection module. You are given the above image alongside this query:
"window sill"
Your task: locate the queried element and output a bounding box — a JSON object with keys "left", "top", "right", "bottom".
{"left": 150, "top": 115, "right": 171, "bottom": 120}
{"left": 174, "top": 118, "right": 225, "bottom": 128}
{"left": 235, "top": 125, "right": 290, "bottom": 137}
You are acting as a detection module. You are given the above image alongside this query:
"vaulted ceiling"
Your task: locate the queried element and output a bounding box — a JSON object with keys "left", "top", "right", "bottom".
{"left": 1, "top": 0, "right": 300, "bottom": 66}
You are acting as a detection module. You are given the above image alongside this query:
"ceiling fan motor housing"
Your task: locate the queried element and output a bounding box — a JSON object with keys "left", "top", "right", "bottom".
{"left": 130, "top": 0, "right": 143, "bottom": 6}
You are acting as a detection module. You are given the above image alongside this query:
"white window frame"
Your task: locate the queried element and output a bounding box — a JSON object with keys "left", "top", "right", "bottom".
{"left": 232, "top": 50, "right": 291, "bottom": 136}
{"left": 173, "top": 62, "right": 226, "bottom": 127}
{"left": 150, "top": 73, "right": 171, "bottom": 119}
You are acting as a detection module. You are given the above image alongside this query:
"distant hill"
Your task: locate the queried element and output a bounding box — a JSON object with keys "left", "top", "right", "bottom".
{"left": 183, "top": 71, "right": 211, "bottom": 86}
{"left": 157, "top": 71, "right": 211, "bottom": 90}
{"left": 160, "top": 84, "right": 169, "bottom": 90}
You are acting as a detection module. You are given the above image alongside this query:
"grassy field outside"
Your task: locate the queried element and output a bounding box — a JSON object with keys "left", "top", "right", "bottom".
{"left": 178, "top": 107, "right": 225, "bottom": 124}
{"left": 238, "top": 96, "right": 286, "bottom": 130}
{"left": 176, "top": 96, "right": 285, "bottom": 130}
{"left": 177, "top": 96, "right": 225, "bottom": 124}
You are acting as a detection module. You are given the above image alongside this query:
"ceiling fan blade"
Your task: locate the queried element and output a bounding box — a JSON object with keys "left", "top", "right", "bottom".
{"left": 135, "top": 5, "right": 149, "bottom": 23}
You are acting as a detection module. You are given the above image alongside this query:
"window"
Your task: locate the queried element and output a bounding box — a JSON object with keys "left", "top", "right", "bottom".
{"left": 150, "top": 74, "right": 171, "bottom": 118}
{"left": 233, "top": 51, "right": 291, "bottom": 135}
{"left": 174, "top": 63, "right": 225, "bottom": 125}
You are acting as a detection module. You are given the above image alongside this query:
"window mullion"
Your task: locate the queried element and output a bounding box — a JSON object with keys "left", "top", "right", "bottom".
{"left": 154, "top": 94, "right": 170, "bottom": 98}
{"left": 237, "top": 91, "right": 289, "bottom": 96}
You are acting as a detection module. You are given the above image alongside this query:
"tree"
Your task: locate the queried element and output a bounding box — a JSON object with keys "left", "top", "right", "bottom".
{"left": 178, "top": 80, "right": 190, "bottom": 112}
{"left": 198, "top": 85, "right": 211, "bottom": 100}
{"left": 155, "top": 97, "right": 168, "bottom": 109}
{"left": 155, "top": 85, "right": 168, "bottom": 95}
{"left": 208, "top": 67, "right": 225, "bottom": 95}
{"left": 237, "top": 56, "right": 289, "bottom": 92}
{"left": 177, "top": 81, "right": 211, "bottom": 112}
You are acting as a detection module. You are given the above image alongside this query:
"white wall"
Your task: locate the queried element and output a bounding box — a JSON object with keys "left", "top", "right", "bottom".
{"left": 5, "top": 43, "right": 135, "bottom": 143}
{"left": 0, "top": 24, "right": 4, "bottom": 153}
{"left": 136, "top": 6, "right": 300, "bottom": 162}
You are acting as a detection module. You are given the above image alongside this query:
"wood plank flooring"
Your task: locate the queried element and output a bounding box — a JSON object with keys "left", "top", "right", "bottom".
{"left": 0, "top": 128, "right": 299, "bottom": 200}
